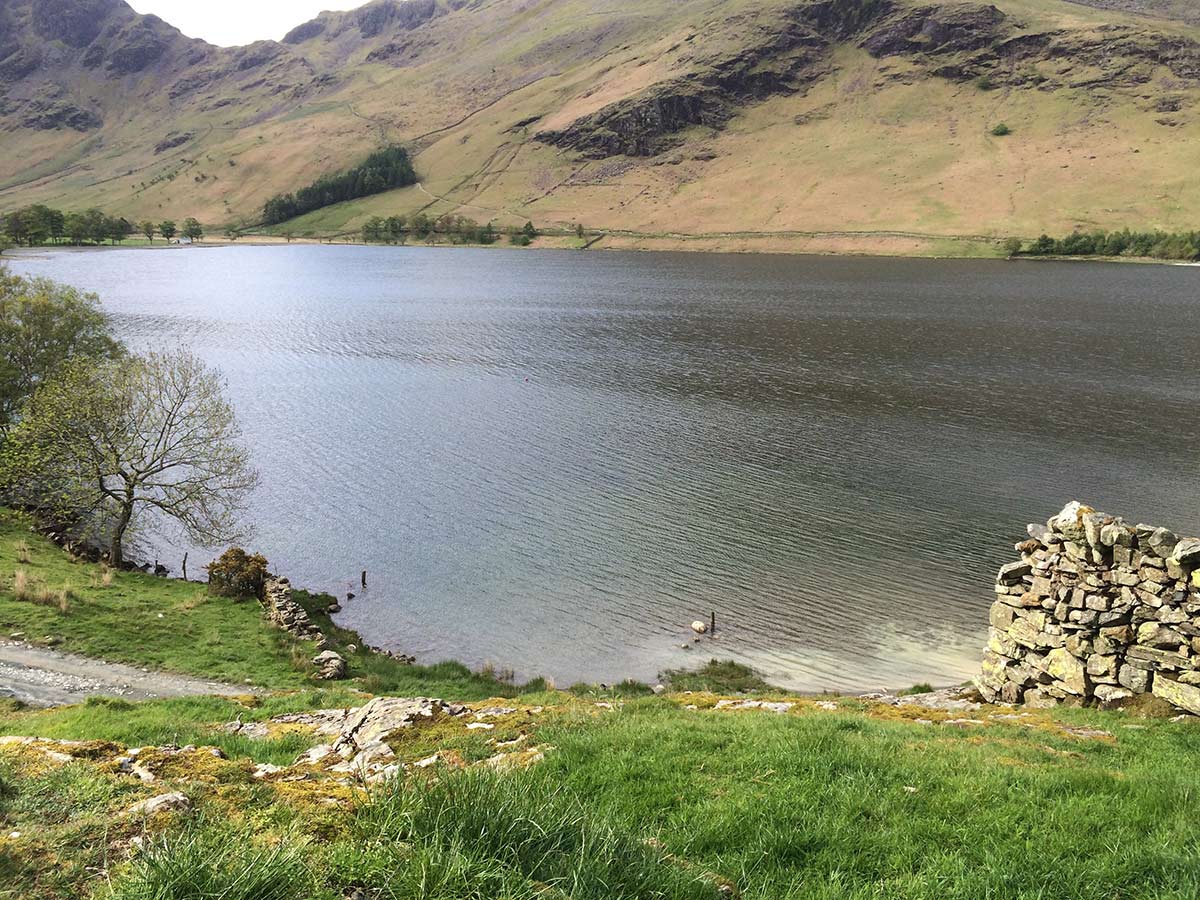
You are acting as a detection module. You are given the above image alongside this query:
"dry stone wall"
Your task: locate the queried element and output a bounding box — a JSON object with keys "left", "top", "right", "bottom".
{"left": 976, "top": 502, "right": 1200, "bottom": 714}
{"left": 262, "top": 577, "right": 347, "bottom": 680}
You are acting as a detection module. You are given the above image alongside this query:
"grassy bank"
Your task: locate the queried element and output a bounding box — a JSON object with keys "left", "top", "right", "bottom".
{"left": 2, "top": 511, "right": 1199, "bottom": 899}
{"left": 2, "top": 689, "right": 1199, "bottom": 899}
{"left": 0, "top": 509, "right": 521, "bottom": 698}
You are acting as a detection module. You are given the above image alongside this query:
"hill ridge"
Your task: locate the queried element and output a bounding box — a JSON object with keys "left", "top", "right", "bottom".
{"left": 2, "top": 0, "right": 1199, "bottom": 251}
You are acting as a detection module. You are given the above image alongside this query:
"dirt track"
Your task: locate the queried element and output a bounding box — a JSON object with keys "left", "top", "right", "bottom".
{"left": 0, "top": 642, "right": 247, "bottom": 708}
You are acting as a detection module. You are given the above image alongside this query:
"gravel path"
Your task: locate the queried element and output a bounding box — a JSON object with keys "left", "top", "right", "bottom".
{"left": 0, "top": 642, "right": 248, "bottom": 708}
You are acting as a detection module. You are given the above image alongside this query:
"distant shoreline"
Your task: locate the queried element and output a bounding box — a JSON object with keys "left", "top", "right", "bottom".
{"left": 6, "top": 237, "right": 1198, "bottom": 267}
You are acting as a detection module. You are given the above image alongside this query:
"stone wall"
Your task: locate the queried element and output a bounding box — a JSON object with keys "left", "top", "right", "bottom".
{"left": 976, "top": 502, "right": 1200, "bottom": 714}
{"left": 262, "top": 577, "right": 325, "bottom": 645}
{"left": 262, "top": 577, "right": 346, "bottom": 680}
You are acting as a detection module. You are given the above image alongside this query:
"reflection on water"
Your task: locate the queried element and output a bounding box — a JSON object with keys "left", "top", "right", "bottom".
{"left": 9, "top": 246, "right": 1200, "bottom": 689}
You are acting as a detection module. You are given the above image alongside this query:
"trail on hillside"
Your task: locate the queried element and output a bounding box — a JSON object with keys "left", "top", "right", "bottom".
{"left": 0, "top": 641, "right": 247, "bottom": 708}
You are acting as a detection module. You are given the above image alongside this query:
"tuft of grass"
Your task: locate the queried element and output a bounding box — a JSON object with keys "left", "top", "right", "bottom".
{"left": 337, "top": 770, "right": 724, "bottom": 899}
{"left": 899, "top": 682, "right": 936, "bottom": 696}
{"left": 11, "top": 569, "right": 70, "bottom": 613}
{"left": 569, "top": 679, "right": 655, "bottom": 699}
{"left": 661, "top": 659, "right": 774, "bottom": 694}
{"left": 991, "top": 122, "right": 1013, "bottom": 136}
{"left": 14, "top": 541, "right": 30, "bottom": 564}
{"left": 108, "top": 823, "right": 315, "bottom": 900}
{"left": 12, "top": 568, "right": 29, "bottom": 600}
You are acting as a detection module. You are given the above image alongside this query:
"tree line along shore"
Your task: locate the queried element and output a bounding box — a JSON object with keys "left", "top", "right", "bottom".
{"left": 5, "top": 142, "right": 1195, "bottom": 260}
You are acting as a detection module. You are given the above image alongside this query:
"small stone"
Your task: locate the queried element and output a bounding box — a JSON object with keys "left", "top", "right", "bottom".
{"left": 999, "top": 592, "right": 1042, "bottom": 609}
{"left": 1152, "top": 677, "right": 1200, "bottom": 716}
{"left": 1140, "top": 567, "right": 1171, "bottom": 585}
{"left": 1113, "top": 570, "right": 1140, "bottom": 587}
{"left": 1027, "top": 523, "right": 1052, "bottom": 544}
{"left": 1045, "top": 648, "right": 1087, "bottom": 695}
{"left": 1084, "top": 593, "right": 1112, "bottom": 612}
{"left": 988, "top": 602, "right": 1017, "bottom": 628}
{"left": 126, "top": 792, "right": 191, "bottom": 817}
{"left": 1024, "top": 688, "right": 1059, "bottom": 709}
{"left": 1147, "top": 527, "right": 1180, "bottom": 558}
{"left": 1156, "top": 606, "right": 1188, "bottom": 625}
{"left": 997, "top": 560, "right": 1033, "bottom": 584}
{"left": 1049, "top": 502, "right": 1093, "bottom": 542}
{"left": 130, "top": 763, "right": 157, "bottom": 783}
{"left": 1126, "top": 645, "right": 1187, "bottom": 670}
{"left": 1000, "top": 681, "right": 1024, "bottom": 704}
{"left": 312, "top": 650, "right": 347, "bottom": 680}
{"left": 1173, "top": 539, "right": 1200, "bottom": 566}
{"left": 1064, "top": 633, "right": 1092, "bottom": 658}
{"left": 1086, "top": 655, "right": 1118, "bottom": 679}
{"left": 1100, "top": 521, "right": 1134, "bottom": 547}
{"left": 1137, "top": 622, "right": 1185, "bottom": 649}
{"left": 1094, "top": 684, "right": 1134, "bottom": 708}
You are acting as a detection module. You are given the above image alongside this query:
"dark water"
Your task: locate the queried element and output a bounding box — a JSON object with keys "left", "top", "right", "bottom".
{"left": 8, "top": 246, "right": 1200, "bottom": 690}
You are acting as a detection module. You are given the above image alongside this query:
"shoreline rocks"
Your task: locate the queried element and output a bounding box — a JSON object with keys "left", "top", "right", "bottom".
{"left": 977, "top": 502, "right": 1200, "bottom": 714}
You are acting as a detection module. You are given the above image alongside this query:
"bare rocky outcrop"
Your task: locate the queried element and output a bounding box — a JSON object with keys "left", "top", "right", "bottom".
{"left": 536, "top": 1, "right": 875, "bottom": 159}
{"left": 861, "top": 3, "right": 1008, "bottom": 56}
{"left": 977, "top": 502, "right": 1200, "bottom": 715}
{"left": 293, "top": 697, "right": 469, "bottom": 783}
{"left": 537, "top": 0, "right": 1200, "bottom": 160}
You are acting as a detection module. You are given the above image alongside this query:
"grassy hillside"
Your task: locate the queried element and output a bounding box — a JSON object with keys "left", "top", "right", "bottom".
{"left": 2, "top": 0, "right": 1199, "bottom": 254}
{"left": 3, "top": 651, "right": 1199, "bottom": 898}
{"left": 1, "top": 520, "right": 1199, "bottom": 898}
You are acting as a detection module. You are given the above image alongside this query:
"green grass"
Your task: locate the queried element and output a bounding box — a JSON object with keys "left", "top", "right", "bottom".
{"left": 3, "top": 696, "right": 1186, "bottom": 900}
{"left": 526, "top": 700, "right": 1200, "bottom": 899}
{"left": 108, "top": 822, "right": 315, "bottom": 900}
{"left": 0, "top": 510, "right": 311, "bottom": 689}
{"left": 0, "top": 693, "right": 341, "bottom": 765}
{"left": 661, "top": 658, "right": 773, "bottom": 694}
{"left": 0, "top": 509, "right": 529, "bottom": 699}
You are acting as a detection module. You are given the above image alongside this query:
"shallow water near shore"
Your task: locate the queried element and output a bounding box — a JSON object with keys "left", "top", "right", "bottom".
{"left": 8, "top": 245, "right": 1200, "bottom": 690}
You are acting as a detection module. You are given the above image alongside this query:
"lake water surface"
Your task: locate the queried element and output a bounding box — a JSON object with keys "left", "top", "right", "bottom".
{"left": 8, "top": 246, "right": 1200, "bottom": 690}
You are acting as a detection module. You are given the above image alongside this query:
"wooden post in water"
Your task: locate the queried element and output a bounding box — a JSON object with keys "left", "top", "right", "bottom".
{"left": 182, "top": 552, "right": 188, "bottom": 582}
{"left": 361, "top": 570, "right": 367, "bottom": 589}
{"left": 710, "top": 611, "right": 716, "bottom": 637}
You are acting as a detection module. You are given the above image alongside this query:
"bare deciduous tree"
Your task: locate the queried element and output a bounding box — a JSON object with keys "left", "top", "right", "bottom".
{"left": 2, "top": 350, "right": 258, "bottom": 566}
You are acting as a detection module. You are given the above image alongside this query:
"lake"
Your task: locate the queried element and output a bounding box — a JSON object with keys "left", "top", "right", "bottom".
{"left": 7, "top": 245, "right": 1200, "bottom": 690}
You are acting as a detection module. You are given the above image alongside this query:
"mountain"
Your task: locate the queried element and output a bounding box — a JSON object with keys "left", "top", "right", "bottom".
{"left": 1, "top": 0, "right": 1198, "bottom": 254}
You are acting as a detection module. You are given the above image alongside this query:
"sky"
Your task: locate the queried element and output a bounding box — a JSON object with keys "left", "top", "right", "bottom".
{"left": 127, "top": 1, "right": 366, "bottom": 47}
